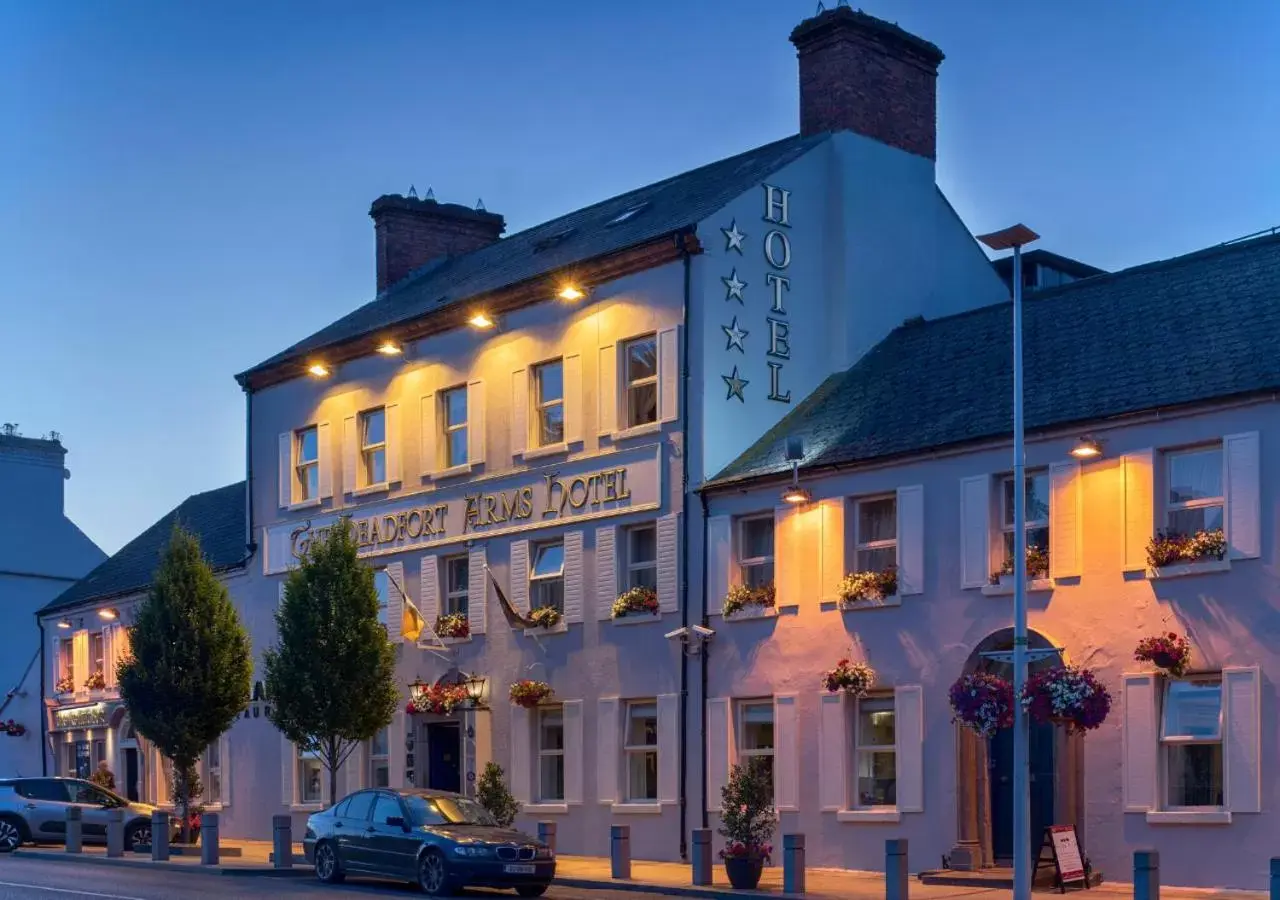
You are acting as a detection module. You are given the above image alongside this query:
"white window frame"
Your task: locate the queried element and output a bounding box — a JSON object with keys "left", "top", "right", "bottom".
{"left": 373, "top": 568, "right": 390, "bottom": 628}
{"left": 623, "top": 699, "right": 659, "bottom": 802}
{"left": 359, "top": 406, "right": 387, "bottom": 488}
{"left": 533, "top": 359, "right": 565, "bottom": 448}
{"left": 853, "top": 495, "right": 898, "bottom": 572}
{"left": 1164, "top": 445, "right": 1224, "bottom": 535}
{"left": 853, "top": 694, "right": 897, "bottom": 810}
{"left": 444, "top": 555, "right": 470, "bottom": 617}
{"left": 202, "top": 741, "right": 222, "bottom": 806}
{"left": 369, "top": 728, "right": 390, "bottom": 789}
{"left": 1159, "top": 676, "right": 1224, "bottom": 811}
{"left": 441, "top": 385, "right": 469, "bottom": 469}
{"left": 737, "top": 515, "right": 775, "bottom": 588}
{"left": 537, "top": 705, "right": 565, "bottom": 803}
{"left": 298, "top": 745, "right": 322, "bottom": 805}
{"left": 999, "top": 470, "right": 1050, "bottom": 564}
{"left": 736, "top": 700, "right": 775, "bottom": 788}
{"left": 89, "top": 631, "right": 105, "bottom": 682}
{"left": 529, "top": 540, "right": 565, "bottom": 612}
{"left": 295, "top": 425, "right": 319, "bottom": 501}
{"left": 59, "top": 637, "right": 74, "bottom": 685}
{"left": 622, "top": 334, "right": 658, "bottom": 429}
{"left": 623, "top": 522, "right": 658, "bottom": 591}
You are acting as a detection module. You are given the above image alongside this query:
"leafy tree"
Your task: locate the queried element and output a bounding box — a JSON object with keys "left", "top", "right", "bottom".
{"left": 118, "top": 525, "right": 252, "bottom": 842}
{"left": 265, "top": 521, "right": 398, "bottom": 805}
{"left": 476, "top": 762, "right": 520, "bottom": 827}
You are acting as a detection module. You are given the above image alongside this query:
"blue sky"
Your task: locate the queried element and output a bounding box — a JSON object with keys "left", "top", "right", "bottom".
{"left": 3, "top": 1, "right": 1276, "bottom": 554}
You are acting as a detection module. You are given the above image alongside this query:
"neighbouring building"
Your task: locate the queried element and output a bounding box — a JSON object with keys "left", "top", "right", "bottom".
{"left": 0, "top": 427, "right": 104, "bottom": 777}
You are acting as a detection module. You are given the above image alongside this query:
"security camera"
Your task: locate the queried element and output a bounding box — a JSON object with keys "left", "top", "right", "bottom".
{"left": 664, "top": 626, "right": 689, "bottom": 641}
{"left": 691, "top": 624, "right": 715, "bottom": 638}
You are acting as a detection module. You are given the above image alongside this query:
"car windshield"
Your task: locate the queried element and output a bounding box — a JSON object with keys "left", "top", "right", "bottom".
{"left": 405, "top": 794, "right": 497, "bottom": 827}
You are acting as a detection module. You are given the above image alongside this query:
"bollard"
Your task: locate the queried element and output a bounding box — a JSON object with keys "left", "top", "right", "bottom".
{"left": 105, "top": 809, "right": 124, "bottom": 858}
{"left": 784, "top": 834, "right": 806, "bottom": 894}
{"left": 200, "top": 812, "right": 219, "bottom": 866}
{"left": 1271, "top": 858, "right": 1280, "bottom": 900}
{"left": 611, "top": 824, "right": 631, "bottom": 879}
{"left": 691, "top": 828, "right": 712, "bottom": 886}
{"left": 1134, "top": 850, "right": 1159, "bottom": 900}
{"left": 537, "top": 821, "right": 557, "bottom": 855}
{"left": 64, "top": 806, "right": 82, "bottom": 854}
{"left": 272, "top": 814, "right": 293, "bottom": 869}
{"left": 886, "top": 839, "right": 909, "bottom": 900}
{"left": 151, "top": 811, "right": 170, "bottom": 861}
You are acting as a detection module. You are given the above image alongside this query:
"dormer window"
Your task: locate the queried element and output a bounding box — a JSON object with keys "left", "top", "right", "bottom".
{"left": 606, "top": 203, "right": 649, "bottom": 226}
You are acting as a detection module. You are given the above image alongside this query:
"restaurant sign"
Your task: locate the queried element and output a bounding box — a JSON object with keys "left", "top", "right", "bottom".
{"left": 52, "top": 702, "right": 109, "bottom": 731}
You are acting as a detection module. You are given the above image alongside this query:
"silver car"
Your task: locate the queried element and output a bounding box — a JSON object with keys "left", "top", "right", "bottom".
{"left": 0, "top": 777, "right": 177, "bottom": 852}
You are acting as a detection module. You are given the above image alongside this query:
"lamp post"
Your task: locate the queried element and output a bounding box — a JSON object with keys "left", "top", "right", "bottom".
{"left": 977, "top": 223, "right": 1039, "bottom": 900}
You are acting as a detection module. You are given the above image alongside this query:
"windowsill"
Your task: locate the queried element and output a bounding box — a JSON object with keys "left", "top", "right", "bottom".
{"left": 430, "top": 463, "right": 474, "bottom": 481}
{"left": 289, "top": 803, "right": 323, "bottom": 813}
{"left": 981, "top": 579, "right": 1054, "bottom": 596}
{"left": 610, "top": 802, "right": 664, "bottom": 815}
{"left": 287, "top": 498, "right": 323, "bottom": 512}
{"left": 1148, "top": 559, "right": 1230, "bottom": 580}
{"left": 351, "top": 482, "right": 390, "bottom": 497}
{"left": 438, "top": 635, "right": 472, "bottom": 645}
{"left": 833, "top": 595, "right": 902, "bottom": 612}
{"left": 524, "top": 621, "right": 570, "bottom": 636}
{"left": 521, "top": 442, "right": 569, "bottom": 461}
{"left": 1145, "top": 809, "right": 1232, "bottom": 825}
{"left": 610, "top": 422, "right": 661, "bottom": 441}
{"left": 723, "top": 605, "right": 777, "bottom": 622}
{"left": 523, "top": 803, "right": 569, "bottom": 815}
{"left": 836, "top": 808, "right": 901, "bottom": 823}
{"left": 611, "top": 613, "right": 661, "bottom": 626}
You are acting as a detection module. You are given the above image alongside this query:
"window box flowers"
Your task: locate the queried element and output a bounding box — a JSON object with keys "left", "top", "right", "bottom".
{"left": 838, "top": 567, "right": 897, "bottom": 605}
{"left": 949, "top": 672, "right": 1014, "bottom": 737}
{"left": 718, "top": 759, "right": 777, "bottom": 890}
{"left": 992, "top": 545, "right": 1050, "bottom": 585}
{"left": 822, "top": 659, "right": 876, "bottom": 697}
{"left": 722, "top": 583, "right": 776, "bottom": 618}
{"left": 435, "top": 612, "right": 470, "bottom": 640}
{"left": 2, "top": 720, "right": 26, "bottom": 737}
{"left": 528, "top": 606, "right": 562, "bottom": 629}
{"left": 1147, "top": 529, "right": 1226, "bottom": 570}
{"left": 55, "top": 675, "right": 74, "bottom": 695}
{"left": 1020, "top": 665, "right": 1111, "bottom": 734}
{"left": 509, "top": 679, "right": 554, "bottom": 709}
{"left": 1134, "top": 632, "right": 1192, "bottom": 677}
{"left": 84, "top": 671, "right": 106, "bottom": 691}
{"left": 611, "top": 586, "right": 659, "bottom": 619}
{"left": 406, "top": 683, "right": 469, "bottom": 716}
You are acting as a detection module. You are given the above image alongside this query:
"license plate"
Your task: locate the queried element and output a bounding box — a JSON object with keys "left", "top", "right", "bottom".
{"left": 504, "top": 864, "right": 536, "bottom": 874}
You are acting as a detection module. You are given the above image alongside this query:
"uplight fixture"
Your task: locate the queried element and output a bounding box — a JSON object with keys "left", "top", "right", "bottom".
{"left": 1070, "top": 437, "right": 1102, "bottom": 459}
{"left": 557, "top": 284, "right": 585, "bottom": 302}
{"left": 376, "top": 340, "right": 402, "bottom": 356}
{"left": 467, "top": 312, "right": 495, "bottom": 330}
{"left": 56, "top": 618, "right": 72, "bottom": 630}
{"left": 98, "top": 608, "right": 118, "bottom": 621}
{"left": 307, "top": 362, "right": 330, "bottom": 378}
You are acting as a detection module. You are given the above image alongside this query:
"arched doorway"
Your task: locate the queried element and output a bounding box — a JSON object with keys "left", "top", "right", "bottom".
{"left": 114, "top": 712, "right": 142, "bottom": 802}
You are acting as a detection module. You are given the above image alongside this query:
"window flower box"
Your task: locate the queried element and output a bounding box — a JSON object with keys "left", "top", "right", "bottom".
{"left": 838, "top": 567, "right": 897, "bottom": 608}
{"left": 434, "top": 613, "right": 470, "bottom": 640}
{"left": 509, "top": 680, "right": 553, "bottom": 709}
{"left": 991, "top": 545, "right": 1050, "bottom": 586}
{"left": 55, "top": 676, "right": 75, "bottom": 696}
{"left": 84, "top": 671, "right": 106, "bottom": 692}
{"left": 528, "top": 606, "right": 562, "bottom": 629}
{"left": 1147, "top": 529, "right": 1226, "bottom": 572}
{"left": 722, "top": 583, "right": 776, "bottom": 619}
{"left": 610, "top": 586, "right": 659, "bottom": 619}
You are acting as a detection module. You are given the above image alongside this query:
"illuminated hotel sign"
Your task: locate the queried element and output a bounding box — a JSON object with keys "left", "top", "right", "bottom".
{"left": 53, "top": 703, "right": 109, "bottom": 731}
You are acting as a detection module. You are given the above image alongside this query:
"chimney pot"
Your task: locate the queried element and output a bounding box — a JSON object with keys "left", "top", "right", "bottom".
{"left": 369, "top": 193, "right": 506, "bottom": 294}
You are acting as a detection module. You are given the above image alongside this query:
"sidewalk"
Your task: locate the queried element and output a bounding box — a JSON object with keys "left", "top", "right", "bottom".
{"left": 10, "top": 840, "right": 311, "bottom": 878}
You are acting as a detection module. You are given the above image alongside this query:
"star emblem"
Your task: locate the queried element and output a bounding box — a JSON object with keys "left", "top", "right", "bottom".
{"left": 722, "top": 316, "right": 748, "bottom": 353}
{"left": 722, "top": 220, "right": 746, "bottom": 254}
{"left": 722, "top": 269, "right": 746, "bottom": 304}
{"left": 722, "top": 366, "right": 748, "bottom": 402}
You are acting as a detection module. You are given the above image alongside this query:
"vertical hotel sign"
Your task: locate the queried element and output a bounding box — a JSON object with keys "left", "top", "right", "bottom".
{"left": 762, "top": 184, "right": 791, "bottom": 403}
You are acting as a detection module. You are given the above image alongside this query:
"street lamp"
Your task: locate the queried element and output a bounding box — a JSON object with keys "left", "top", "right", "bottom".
{"left": 977, "top": 223, "right": 1039, "bottom": 900}
{"left": 463, "top": 674, "right": 488, "bottom": 709}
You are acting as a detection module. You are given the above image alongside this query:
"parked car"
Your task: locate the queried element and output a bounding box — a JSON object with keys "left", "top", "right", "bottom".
{"left": 303, "top": 787, "right": 554, "bottom": 895}
{"left": 0, "top": 777, "right": 179, "bottom": 852}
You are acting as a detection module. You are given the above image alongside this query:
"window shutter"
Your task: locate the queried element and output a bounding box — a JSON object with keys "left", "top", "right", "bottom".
{"left": 596, "top": 697, "right": 620, "bottom": 804}
{"left": 385, "top": 561, "right": 405, "bottom": 644}
{"left": 563, "top": 531, "right": 585, "bottom": 623}
{"left": 342, "top": 416, "right": 358, "bottom": 494}
{"left": 563, "top": 699, "right": 584, "bottom": 805}
{"left": 49, "top": 634, "right": 60, "bottom": 694}
{"left": 317, "top": 421, "right": 333, "bottom": 498}
{"left": 281, "top": 737, "right": 294, "bottom": 806}
{"left": 420, "top": 393, "right": 437, "bottom": 477}
{"left": 1122, "top": 450, "right": 1154, "bottom": 571}
{"left": 817, "top": 692, "right": 847, "bottom": 811}
{"left": 511, "top": 369, "right": 528, "bottom": 457}
{"left": 897, "top": 485, "right": 924, "bottom": 596}
{"left": 420, "top": 555, "right": 440, "bottom": 629}
{"left": 773, "top": 694, "right": 799, "bottom": 811}
{"left": 73, "top": 631, "right": 89, "bottom": 691}
{"left": 707, "top": 516, "right": 733, "bottom": 614}
{"left": 595, "top": 525, "right": 617, "bottom": 620}
{"left": 959, "top": 475, "right": 991, "bottom": 589}
{"left": 102, "top": 627, "right": 115, "bottom": 689}
{"left": 598, "top": 344, "right": 617, "bottom": 436}
{"left": 895, "top": 685, "right": 924, "bottom": 812}
{"left": 278, "top": 433, "right": 292, "bottom": 507}
{"left": 657, "top": 513, "right": 679, "bottom": 614}
{"left": 774, "top": 505, "right": 800, "bottom": 608}
{"left": 1121, "top": 674, "right": 1157, "bottom": 811}
{"left": 388, "top": 709, "right": 406, "bottom": 789}
{"left": 508, "top": 704, "right": 532, "bottom": 805}
{"left": 819, "top": 499, "right": 845, "bottom": 602}
{"left": 1224, "top": 432, "right": 1261, "bottom": 560}
{"left": 658, "top": 326, "right": 679, "bottom": 423}
{"left": 510, "top": 541, "right": 530, "bottom": 612}
{"left": 468, "top": 380, "right": 486, "bottom": 466}
{"left": 705, "top": 698, "right": 733, "bottom": 811}
{"left": 115, "top": 625, "right": 131, "bottom": 668}
{"left": 657, "top": 692, "right": 680, "bottom": 803}
{"left": 468, "top": 548, "right": 487, "bottom": 635}
{"left": 564, "top": 355, "right": 583, "bottom": 444}
{"left": 1224, "top": 666, "right": 1261, "bottom": 813}
{"left": 1049, "top": 461, "right": 1082, "bottom": 579}
{"left": 384, "top": 405, "right": 400, "bottom": 484}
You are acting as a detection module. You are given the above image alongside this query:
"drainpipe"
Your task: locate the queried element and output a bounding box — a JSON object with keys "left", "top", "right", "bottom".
{"left": 242, "top": 385, "right": 257, "bottom": 558}
{"left": 698, "top": 489, "right": 710, "bottom": 829}
{"left": 677, "top": 234, "right": 693, "bottom": 861}
{"left": 37, "top": 617, "right": 47, "bottom": 775}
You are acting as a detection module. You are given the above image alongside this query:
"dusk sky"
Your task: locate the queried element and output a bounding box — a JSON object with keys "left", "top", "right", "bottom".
{"left": 3, "top": 1, "right": 1277, "bottom": 554}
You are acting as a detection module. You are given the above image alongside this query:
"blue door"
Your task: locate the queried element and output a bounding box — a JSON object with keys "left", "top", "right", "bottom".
{"left": 990, "top": 720, "right": 1055, "bottom": 861}
{"left": 426, "top": 723, "right": 461, "bottom": 793}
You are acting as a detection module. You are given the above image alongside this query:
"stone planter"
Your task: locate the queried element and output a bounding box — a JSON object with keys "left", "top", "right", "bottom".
{"left": 723, "top": 855, "right": 764, "bottom": 889}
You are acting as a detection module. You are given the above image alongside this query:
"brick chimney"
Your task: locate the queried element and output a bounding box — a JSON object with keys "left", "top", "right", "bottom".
{"left": 369, "top": 194, "right": 506, "bottom": 294}
{"left": 790, "top": 7, "right": 945, "bottom": 160}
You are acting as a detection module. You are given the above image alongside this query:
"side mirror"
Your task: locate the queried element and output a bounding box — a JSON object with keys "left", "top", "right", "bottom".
{"left": 386, "top": 815, "right": 409, "bottom": 832}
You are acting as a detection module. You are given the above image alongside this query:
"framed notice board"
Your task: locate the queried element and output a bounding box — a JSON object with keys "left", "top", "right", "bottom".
{"left": 1034, "top": 825, "right": 1089, "bottom": 892}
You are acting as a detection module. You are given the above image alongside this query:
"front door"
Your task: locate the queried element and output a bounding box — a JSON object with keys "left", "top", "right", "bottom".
{"left": 123, "top": 750, "right": 139, "bottom": 801}
{"left": 990, "top": 720, "right": 1055, "bottom": 862}
{"left": 426, "top": 723, "right": 462, "bottom": 793}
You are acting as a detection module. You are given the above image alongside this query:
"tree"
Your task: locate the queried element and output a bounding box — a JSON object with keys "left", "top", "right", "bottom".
{"left": 118, "top": 525, "right": 252, "bottom": 842}
{"left": 476, "top": 762, "right": 520, "bottom": 827}
{"left": 265, "top": 520, "right": 398, "bottom": 805}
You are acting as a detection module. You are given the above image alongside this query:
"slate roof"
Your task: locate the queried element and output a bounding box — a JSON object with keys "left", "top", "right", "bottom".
{"left": 709, "top": 232, "right": 1280, "bottom": 487}
{"left": 41, "top": 482, "right": 247, "bottom": 614}
{"left": 238, "top": 132, "right": 829, "bottom": 381}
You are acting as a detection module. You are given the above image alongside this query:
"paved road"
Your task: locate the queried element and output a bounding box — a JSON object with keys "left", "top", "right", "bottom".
{"left": 0, "top": 857, "right": 676, "bottom": 900}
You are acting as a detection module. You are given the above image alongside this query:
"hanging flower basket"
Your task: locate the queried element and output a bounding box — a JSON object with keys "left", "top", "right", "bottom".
{"left": 84, "top": 671, "right": 106, "bottom": 691}
{"left": 509, "top": 680, "right": 554, "bottom": 709}
{"left": 821, "top": 659, "right": 876, "bottom": 697}
{"left": 435, "top": 612, "right": 470, "bottom": 639}
{"left": 992, "top": 545, "right": 1050, "bottom": 584}
{"left": 722, "top": 583, "right": 776, "bottom": 618}
{"left": 1134, "top": 632, "right": 1192, "bottom": 677}
{"left": 949, "top": 672, "right": 1014, "bottom": 737}
{"left": 611, "top": 586, "right": 659, "bottom": 619}
{"left": 1020, "top": 665, "right": 1111, "bottom": 734}
{"left": 1146, "top": 529, "right": 1226, "bottom": 569}
{"left": 2, "top": 720, "right": 25, "bottom": 737}
{"left": 528, "top": 606, "right": 562, "bottom": 629}
{"left": 838, "top": 567, "right": 897, "bottom": 605}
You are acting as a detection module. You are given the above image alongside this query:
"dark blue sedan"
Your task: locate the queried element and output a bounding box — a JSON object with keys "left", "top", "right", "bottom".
{"left": 303, "top": 787, "right": 554, "bottom": 895}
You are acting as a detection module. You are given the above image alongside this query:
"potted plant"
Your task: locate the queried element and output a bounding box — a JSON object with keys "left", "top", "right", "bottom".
{"left": 509, "top": 680, "right": 554, "bottom": 708}
{"left": 2, "top": 720, "right": 25, "bottom": 737}
{"left": 435, "top": 612, "right": 470, "bottom": 639}
{"left": 84, "top": 670, "right": 106, "bottom": 691}
{"left": 1134, "top": 632, "right": 1192, "bottom": 677}
{"left": 838, "top": 567, "right": 897, "bottom": 605}
{"left": 611, "top": 586, "right": 660, "bottom": 619}
{"left": 528, "top": 606, "right": 562, "bottom": 629}
{"left": 1147, "top": 529, "right": 1227, "bottom": 570}
{"left": 722, "top": 583, "right": 776, "bottom": 618}
{"left": 1021, "top": 665, "right": 1111, "bottom": 734}
{"left": 55, "top": 675, "right": 74, "bottom": 695}
{"left": 992, "top": 546, "right": 1050, "bottom": 585}
{"left": 948, "top": 672, "right": 1014, "bottom": 737}
{"left": 821, "top": 659, "right": 875, "bottom": 697}
{"left": 718, "top": 758, "right": 777, "bottom": 890}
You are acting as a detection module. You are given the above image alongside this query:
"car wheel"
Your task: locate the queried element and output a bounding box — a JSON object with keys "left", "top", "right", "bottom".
{"left": 313, "top": 840, "right": 345, "bottom": 884}
{"left": 0, "top": 815, "right": 25, "bottom": 852}
{"left": 516, "top": 885, "right": 548, "bottom": 898}
{"left": 417, "top": 848, "right": 454, "bottom": 896}
{"left": 125, "top": 822, "right": 151, "bottom": 852}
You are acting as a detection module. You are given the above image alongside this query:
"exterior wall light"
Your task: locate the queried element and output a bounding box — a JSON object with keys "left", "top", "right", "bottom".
{"left": 376, "top": 340, "right": 402, "bottom": 355}
{"left": 781, "top": 435, "right": 809, "bottom": 504}
{"left": 557, "top": 284, "right": 585, "bottom": 302}
{"left": 1070, "top": 437, "right": 1102, "bottom": 459}
{"left": 98, "top": 608, "right": 119, "bottom": 621}
{"left": 781, "top": 485, "right": 811, "bottom": 504}
{"left": 307, "top": 363, "right": 330, "bottom": 378}
{"left": 468, "top": 312, "right": 495, "bottom": 330}
{"left": 56, "top": 618, "right": 72, "bottom": 630}
{"left": 463, "top": 674, "right": 488, "bottom": 708}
